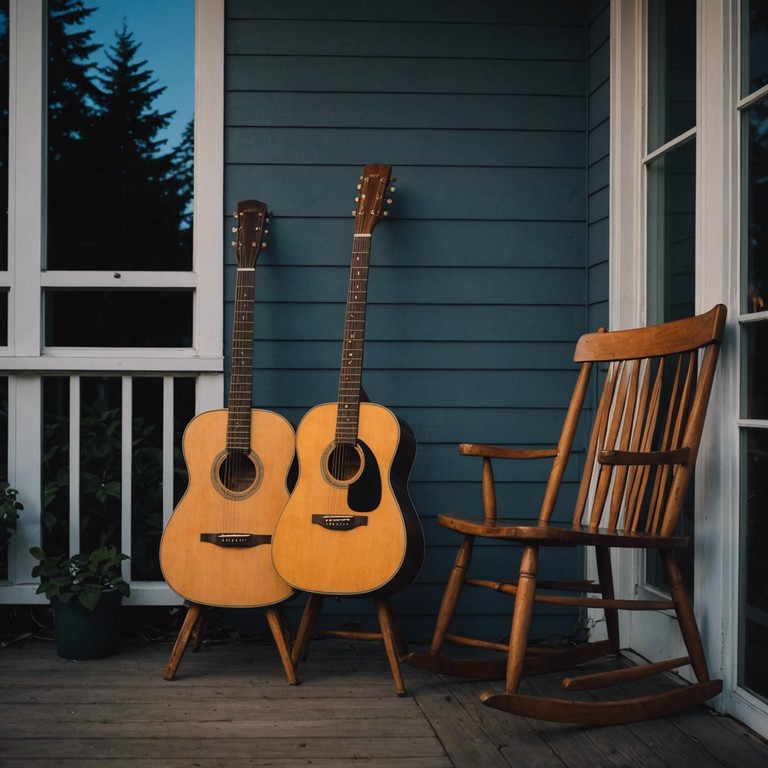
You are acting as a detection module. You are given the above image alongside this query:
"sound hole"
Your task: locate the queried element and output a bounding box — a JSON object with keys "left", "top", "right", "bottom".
{"left": 323, "top": 442, "right": 363, "bottom": 485}
{"left": 212, "top": 449, "right": 263, "bottom": 500}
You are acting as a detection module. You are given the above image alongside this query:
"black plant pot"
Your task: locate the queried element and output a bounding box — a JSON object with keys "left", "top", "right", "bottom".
{"left": 51, "top": 588, "right": 123, "bottom": 660}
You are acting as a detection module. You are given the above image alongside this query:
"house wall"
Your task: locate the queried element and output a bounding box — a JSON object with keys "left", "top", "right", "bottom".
{"left": 223, "top": 0, "right": 607, "bottom": 641}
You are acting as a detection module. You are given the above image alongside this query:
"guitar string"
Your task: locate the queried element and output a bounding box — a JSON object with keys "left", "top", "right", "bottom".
{"left": 225, "top": 212, "right": 259, "bottom": 533}
{"left": 331, "top": 228, "right": 372, "bottom": 514}
{"left": 330, "top": 174, "right": 385, "bottom": 519}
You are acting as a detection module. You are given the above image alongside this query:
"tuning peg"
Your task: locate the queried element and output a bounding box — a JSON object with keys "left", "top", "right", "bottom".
{"left": 232, "top": 211, "right": 238, "bottom": 218}
{"left": 264, "top": 228, "right": 269, "bottom": 235}
{"left": 389, "top": 186, "right": 396, "bottom": 193}
{"left": 390, "top": 177, "right": 397, "bottom": 183}
{"left": 383, "top": 211, "right": 390, "bottom": 217}
{"left": 231, "top": 240, "right": 237, "bottom": 247}
{"left": 386, "top": 198, "right": 393, "bottom": 204}
{"left": 231, "top": 226, "right": 238, "bottom": 233}
{"left": 261, "top": 242, "right": 268, "bottom": 249}
{"left": 352, "top": 210, "right": 357, "bottom": 216}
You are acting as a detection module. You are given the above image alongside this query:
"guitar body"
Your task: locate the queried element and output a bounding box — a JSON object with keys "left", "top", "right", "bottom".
{"left": 160, "top": 407, "right": 296, "bottom": 607}
{"left": 272, "top": 401, "right": 424, "bottom": 597}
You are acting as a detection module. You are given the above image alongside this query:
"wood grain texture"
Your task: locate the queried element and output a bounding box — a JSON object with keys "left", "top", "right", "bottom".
{"left": 272, "top": 402, "right": 423, "bottom": 596}
{"left": 160, "top": 408, "right": 295, "bottom": 607}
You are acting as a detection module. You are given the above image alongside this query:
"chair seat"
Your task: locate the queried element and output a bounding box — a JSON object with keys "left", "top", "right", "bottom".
{"left": 436, "top": 514, "right": 689, "bottom": 549}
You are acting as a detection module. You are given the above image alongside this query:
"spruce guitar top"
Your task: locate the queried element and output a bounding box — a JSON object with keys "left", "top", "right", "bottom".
{"left": 160, "top": 200, "right": 295, "bottom": 608}
{"left": 272, "top": 165, "right": 424, "bottom": 597}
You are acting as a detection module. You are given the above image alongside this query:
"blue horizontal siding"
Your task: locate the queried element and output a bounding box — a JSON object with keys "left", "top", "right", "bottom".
{"left": 222, "top": 0, "right": 605, "bottom": 644}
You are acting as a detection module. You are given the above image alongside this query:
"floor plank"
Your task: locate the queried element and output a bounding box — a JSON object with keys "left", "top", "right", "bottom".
{"left": 2, "top": 637, "right": 768, "bottom": 767}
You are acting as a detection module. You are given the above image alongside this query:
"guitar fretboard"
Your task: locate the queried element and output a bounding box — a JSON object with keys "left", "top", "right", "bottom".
{"left": 335, "top": 234, "right": 372, "bottom": 445}
{"left": 227, "top": 267, "right": 255, "bottom": 451}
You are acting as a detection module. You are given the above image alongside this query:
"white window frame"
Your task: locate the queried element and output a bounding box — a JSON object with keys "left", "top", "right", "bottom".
{"left": 609, "top": 0, "right": 768, "bottom": 737}
{"left": 0, "top": 0, "right": 224, "bottom": 605}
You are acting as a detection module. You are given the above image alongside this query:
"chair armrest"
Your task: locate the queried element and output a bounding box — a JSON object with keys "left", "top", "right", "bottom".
{"left": 598, "top": 448, "right": 690, "bottom": 466}
{"left": 459, "top": 443, "right": 559, "bottom": 460}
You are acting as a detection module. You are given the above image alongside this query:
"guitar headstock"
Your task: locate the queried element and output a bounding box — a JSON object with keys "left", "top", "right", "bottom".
{"left": 232, "top": 199, "right": 269, "bottom": 269}
{"left": 353, "top": 164, "right": 394, "bottom": 235}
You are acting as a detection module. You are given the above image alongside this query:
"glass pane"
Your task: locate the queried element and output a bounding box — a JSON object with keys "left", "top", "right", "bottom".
{"left": 744, "top": 98, "right": 768, "bottom": 314}
{"left": 741, "top": 428, "right": 768, "bottom": 702}
{"left": 0, "top": 1, "right": 9, "bottom": 272}
{"left": 647, "top": 0, "right": 696, "bottom": 151}
{"left": 46, "top": 0, "right": 194, "bottom": 271}
{"left": 745, "top": 324, "right": 768, "bottom": 419}
{"left": 646, "top": 142, "right": 696, "bottom": 592}
{"left": 44, "top": 289, "right": 193, "bottom": 347}
{"left": 647, "top": 139, "right": 697, "bottom": 324}
{"left": 744, "top": 0, "right": 768, "bottom": 97}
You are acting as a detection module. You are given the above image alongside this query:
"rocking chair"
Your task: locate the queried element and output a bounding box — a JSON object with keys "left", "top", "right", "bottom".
{"left": 405, "top": 305, "right": 726, "bottom": 724}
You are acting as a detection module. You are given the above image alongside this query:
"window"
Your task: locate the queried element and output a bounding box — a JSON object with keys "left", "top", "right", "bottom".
{"left": 644, "top": 0, "right": 697, "bottom": 591}
{"left": 739, "top": 0, "right": 768, "bottom": 706}
{"left": 0, "top": 0, "right": 223, "bottom": 603}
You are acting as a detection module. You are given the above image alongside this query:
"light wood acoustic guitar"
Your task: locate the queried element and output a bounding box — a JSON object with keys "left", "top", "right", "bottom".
{"left": 160, "top": 200, "right": 296, "bottom": 608}
{"left": 272, "top": 164, "right": 424, "bottom": 597}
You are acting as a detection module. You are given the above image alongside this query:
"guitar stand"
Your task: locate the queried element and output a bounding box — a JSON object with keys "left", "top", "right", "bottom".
{"left": 162, "top": 601, "right": 298, "bottom": 685}
{"left": 292, "top": 593, "right": 408, "bottom": 695}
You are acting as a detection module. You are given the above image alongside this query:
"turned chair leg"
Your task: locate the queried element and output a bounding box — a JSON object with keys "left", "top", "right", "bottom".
{"left": 595, "top": 545, "right": 621, "bottom": 657}
{"left": 429, "top": 535, "right": 474, "bottom": 656}
{"left": 505, "top": 545, "right": 539, "bottom": 693}
{"left": 661, "top": 549, "right": 712, "bottom": 683}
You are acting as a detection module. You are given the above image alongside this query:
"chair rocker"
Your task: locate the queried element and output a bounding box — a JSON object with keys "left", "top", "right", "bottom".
{"left": 405, "top": 305, "right": 727, "bottom": 725}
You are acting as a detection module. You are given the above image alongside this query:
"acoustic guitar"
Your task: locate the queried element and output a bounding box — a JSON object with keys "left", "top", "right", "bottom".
{"left": 271, "top": 164, "right": 424, "bottom": 597}
{"left": 160, "top": 200, "right": 295, "bottom": 608}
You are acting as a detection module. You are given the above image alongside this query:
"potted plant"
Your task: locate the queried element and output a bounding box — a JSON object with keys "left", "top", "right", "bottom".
{"left": 0, "top": 483, "right": 22, "bottom": 549}
{"left": 0, "top": 484, "right": 23, "bottom": 582}
{"left": 30, "top": 543, "right": 130, "bottom": 659}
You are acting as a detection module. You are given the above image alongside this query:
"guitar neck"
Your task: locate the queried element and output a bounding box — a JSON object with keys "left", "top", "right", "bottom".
{"left": 335, "top": 233, "right": 372, "bottom": 444}
{"left": 227, "top": 266, "right": 255, "bottom": 451}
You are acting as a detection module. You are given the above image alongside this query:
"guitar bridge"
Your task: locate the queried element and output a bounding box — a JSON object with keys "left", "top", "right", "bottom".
{"left": 311, "top": 514, "right": 368, "bottom": 531}
{"left": 200, "top": 533, "right": 272, "bottom": 548}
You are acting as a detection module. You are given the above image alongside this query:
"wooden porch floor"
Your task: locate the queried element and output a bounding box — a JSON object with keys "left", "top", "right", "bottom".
{"left": 2, "top": 630, "right": 768, "bottom": 767}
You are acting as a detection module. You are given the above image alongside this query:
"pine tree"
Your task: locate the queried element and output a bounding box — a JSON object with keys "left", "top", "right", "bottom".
{"left": 85, "top": 22, "right": 191, "bottom": 270}
{"left": 46, "top": 0, "right": 102, "bottom": 270}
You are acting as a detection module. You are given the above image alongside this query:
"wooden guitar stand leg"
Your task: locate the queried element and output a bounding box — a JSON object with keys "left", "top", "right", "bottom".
{"left": 163, "top": 602, "right": 204, "bottom": 681}
{"left": 292, "top": 593, "right": 408, "bottom": 695}
{"left": 163, "top": 601, "right": 299, "bottom": 685}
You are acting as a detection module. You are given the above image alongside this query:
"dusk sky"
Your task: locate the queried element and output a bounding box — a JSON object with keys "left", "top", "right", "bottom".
{"left": 86, "top": 0, "right": 194, "bottom": 149}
